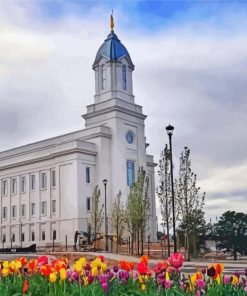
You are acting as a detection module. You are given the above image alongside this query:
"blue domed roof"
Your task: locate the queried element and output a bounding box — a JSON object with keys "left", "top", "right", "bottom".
{"left": 93, "top": 31, "right": 134, "bottom": 68}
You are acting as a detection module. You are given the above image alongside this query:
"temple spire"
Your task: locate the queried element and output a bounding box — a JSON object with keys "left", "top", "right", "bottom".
{"left": 110, "top": 11, "right": 114, "bottom": 32}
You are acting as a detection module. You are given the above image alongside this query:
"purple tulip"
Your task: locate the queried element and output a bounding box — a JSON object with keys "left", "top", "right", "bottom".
{"left": 224, "top": 276, "right": 231, "bottom": 285}
{"left": 101, "top": 282, "right": 108, "bottom": 292}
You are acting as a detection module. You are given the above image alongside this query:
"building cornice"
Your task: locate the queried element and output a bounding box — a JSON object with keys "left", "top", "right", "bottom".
{"left": 83, "top": 104, "right": 147, "bottom": 120}
{"left": 0, "top": 145, "right": 97, "bottom": 171}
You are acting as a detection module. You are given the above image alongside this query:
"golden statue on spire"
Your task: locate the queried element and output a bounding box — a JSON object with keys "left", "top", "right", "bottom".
{"left": 110, "top": 11, "right": 114, "bottom": 31}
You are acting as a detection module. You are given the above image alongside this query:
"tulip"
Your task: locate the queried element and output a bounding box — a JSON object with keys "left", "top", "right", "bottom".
{"left": 49, "top": 272, "right": 57, "bottom": 283}
{"left": 2, "top": 268, "right": 9, "bottom": 277}
{"left": 60, "top": 268, "right": 67, "bottom": 280}
{"left": 38, "top": 256, "right": 48, "bottom": 266}
{"left": 196, "top": 279, "right": 205, "bottom": 289}
{"left": 168, "top": 253, "right": 184, "bottom": 268}
{"left": 23, "top": 279, "right": 29, "bottom": 294}
{"left": 232, "top": 275, "right": 239, "bottom": 285}
{"left": 224, "top": 275, "right": 231, "bottom": 285}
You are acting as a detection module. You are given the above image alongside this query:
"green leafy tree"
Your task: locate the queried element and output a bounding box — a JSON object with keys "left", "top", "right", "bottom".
{"left": 212, "top": 211, "right": 247, "bottom": 260}
{"left": 126, "top": 167, "right": 150, "bottom": 255}
{"left": 157, "top": 144, "right": 173, "bottom": 256}
{"left": 111, "top": 191, "right": 126, "bottom": 253}
{"left": 176, "top": 147, "right": 206, "bottom": 260}
{"left": 90, "top": 185, "right": 104, "bottom": 250}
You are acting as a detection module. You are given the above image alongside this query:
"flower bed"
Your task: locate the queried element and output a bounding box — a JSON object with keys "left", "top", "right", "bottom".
{"left": 0, "top": 253, "right": 246, "bottom": 295}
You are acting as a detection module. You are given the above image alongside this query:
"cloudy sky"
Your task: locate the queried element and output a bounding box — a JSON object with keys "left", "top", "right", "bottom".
{"left": 1, "top": 0, "right": 247, "bottom": 224}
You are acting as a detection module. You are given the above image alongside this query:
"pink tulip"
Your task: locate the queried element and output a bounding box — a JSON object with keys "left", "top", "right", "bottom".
{"left": 224, "top": 276, "right": 231, "bottom": 285}
{"left": 196, "top": 279, "right": 205, "bottom": 289}
{"left": 168, "top": 253, "right": 184, "bottom": 268}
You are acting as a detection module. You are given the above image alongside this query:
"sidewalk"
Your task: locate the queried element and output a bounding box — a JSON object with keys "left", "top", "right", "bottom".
{"left": 82, "top": 251, "right": 247, "bottom": 268}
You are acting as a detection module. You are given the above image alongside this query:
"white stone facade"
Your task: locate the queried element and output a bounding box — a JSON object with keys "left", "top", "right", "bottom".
{"left": 0, "top": 29, "right": 157, "bottom": 248}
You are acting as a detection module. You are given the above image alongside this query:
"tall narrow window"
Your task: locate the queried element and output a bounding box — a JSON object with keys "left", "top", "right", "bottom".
{"left": 11, "top": 178, "right": 17, "bottom": 195}
{"left": 31, "top": 203, "right": 35, "bottom": 216}
{"left": 21, "top": 233, "right": 25, "bottom": 242}
{"left": 2, "top": 207, "right": 7, "bottom": 220}
{"left": 40, "top": 172, "right": 47, "bottom": 189}
{"left": 86, "top": 198, "right": 91, "bottom": 211}
{"left": 127, "top": 160, "right": 135, "bottom": 187}
{"left": 2, "top": 180, "right": 7, "bottom": 196}
{"left": 51, "top": 170, "right": 56, "bottom": 187}
{"left": 2, "top": 234, "right": 6, "bottom": 243}
{"left": 86, "top": 167, "right": 90, "bottom": 184}
{"left": 31, "top": 232, "right": 35, "bottom": 241}
{"left": 21, "top": 204, "right": 25, "bottom": 218}
{"left": 20, "top": 176, "right": 26, "bottom": 193}
{"left": 42, "top": 231, "right": 46, "bottom": 241}
{"left": 122, "top": 65, "right": 127, "bottom": 90}
{"left": 41, "top": 201, "right": 47, "bottom": 215}
{"left": 12, "top": 205, "right": 17, "bottom": 219}
{"left": 53, "top": 230, "right": 56, "bottom": 240}
{"left": 101, "top": 65, "right": 106, "bottom": 90}
{"left": 51, "top": 200, "right": 56, "bottom": 214}
{"left": 12, "top": 233, "right": 15, "bottom": 243}
{"left": 30, "top": 174, "right": 35, "bottom": 191}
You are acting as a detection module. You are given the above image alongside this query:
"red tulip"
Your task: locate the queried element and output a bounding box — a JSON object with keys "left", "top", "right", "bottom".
{"left": 168, "top": 253, "right": 184, "bottom": 268}
{"left": 38, "top": 256, "right": 48, "bottom": 266}
{"left": 137, "top": 262, "right": 149, "bottom": 275}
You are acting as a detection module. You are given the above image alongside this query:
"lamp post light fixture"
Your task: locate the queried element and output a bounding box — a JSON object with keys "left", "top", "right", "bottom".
{"left": 166, "top": 124, "right": 177, "bottom": 253}
{"left": 103, "top": 179, "right": 108, "bottom": 252}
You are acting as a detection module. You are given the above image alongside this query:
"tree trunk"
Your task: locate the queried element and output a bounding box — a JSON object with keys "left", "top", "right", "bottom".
{"left": 193, "top": 232, "right": 197, "bottom": 258}
{"left": 137, "top": 230, "right": 140, "bottom": 255}
{"left": 131, "top": 232, "right": 134, "bottom": 255}
{"left": 141, "top": 228, "right": 144, "bottom": 256}
{"left": 233, "top": 249, "right": 237, "bottom": 261}
{"left": 116, "top": 226, "right": 119, "bottom": 254}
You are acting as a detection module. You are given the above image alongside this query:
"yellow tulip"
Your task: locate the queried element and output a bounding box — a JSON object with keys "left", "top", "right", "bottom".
{"left": 141, "top": 284, "right": 146, "bottom": 291}
{"left": 74, "top": 261, "right": 82, "bottom": 273}
{"left": 83, "top": 276, "right": 88, "bottom": 286}
{"left": 165, "top": 271, "right": 170, "bottom": 281}
{"left": 101, "top": 263, "right": 108, "bottom": 272}
{"left": 91, "top": 266, "right": 98, "bottom": 277}
{"left": 50, "top": 272, "right": 57, "bottom": 283}
{"left": 10, "top": 261, "right": 16, "bottom": 271}
{"left": 79, "top": 257, "right": 87, "bottom": 268}
{"left": 2, "top": 268, "right": 9, "bottom": 277}
{"left": 3, "top": 261, "right": 9, "bottom": 269}
{"left": 138, "top": 275, "right": 144, "bottom": 284}
{"left": 16, "top": 261, "right": 22, "bottom": 270}
{"left": 232, "top": 275, "right": 239, "bottom": 285}
{"left": 215, "top": 274, "right": 221, "bottom": 285}
{"left": 60, "top": 268, "right": 66, "bottom": 280}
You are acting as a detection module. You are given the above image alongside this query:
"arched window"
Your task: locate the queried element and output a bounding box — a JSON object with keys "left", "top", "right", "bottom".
{"left": 101, "top": 65, "right": 106, "bottom": 90}
{"left": 122, "top": 65, "right": 127, "bottom": 90}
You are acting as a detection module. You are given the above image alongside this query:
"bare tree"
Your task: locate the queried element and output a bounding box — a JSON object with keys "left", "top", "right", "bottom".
{"left": 126, "top": 167, "right": 150, "bottom": 255}
{"left": 90, "top": 185, "right": 104, "bottom": 250}
{"left": 111, "top": 191, "right": 126, "bottom": 253}
{"left": 176, "top": 147, "right": 205, "bottom": 260}
{"left": 157, "top": 144, "right": 173, "bottom": 256}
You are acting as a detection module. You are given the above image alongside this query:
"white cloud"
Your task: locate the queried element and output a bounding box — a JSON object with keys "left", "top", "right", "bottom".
{"left": 0, "top": 1, "right": 247, "bottom": 225}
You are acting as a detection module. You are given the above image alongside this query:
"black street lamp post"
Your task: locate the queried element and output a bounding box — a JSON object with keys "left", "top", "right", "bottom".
{"left": 166, "top": 124, "right": 177, "bottom": 253}
{"left": 20, "top": 220, "right": 23, "bottom": 249}
{"left": 103, "top": 179, "right": 108, "bottom": 252}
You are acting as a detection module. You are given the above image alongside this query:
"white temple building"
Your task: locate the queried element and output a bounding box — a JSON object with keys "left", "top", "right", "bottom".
{"left": 0, "top": 21, "right": 157, "bottom": 248}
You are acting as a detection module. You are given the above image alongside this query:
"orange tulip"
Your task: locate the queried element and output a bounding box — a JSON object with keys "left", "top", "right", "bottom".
{"left": 140, "top": 255, "right": 149, "bottom": 265}
{"left": 23, "top": 279, "right": 29, "bottom": 294}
